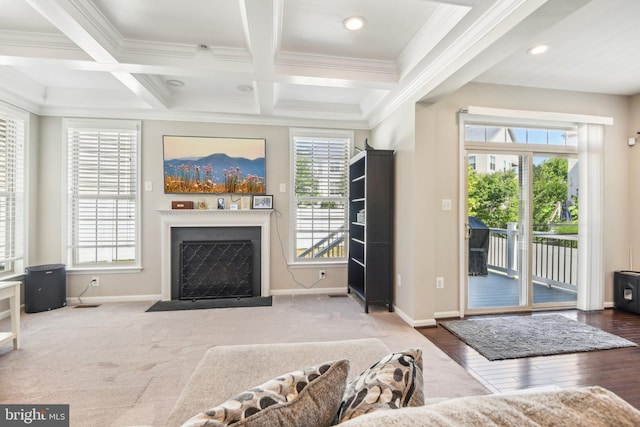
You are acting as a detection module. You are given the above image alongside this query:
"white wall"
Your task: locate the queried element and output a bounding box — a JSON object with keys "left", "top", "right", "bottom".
{"left": 628, "top": 94, "right": 640, "bottom": 268}
{"left": 370, "top": 102, "right": 419, "bottom": 321}
{"left": 373, "top": 82, "right": 632, "bottom": 324}
{"left": 33, "top": 117, "right": 369, "bottom": 301}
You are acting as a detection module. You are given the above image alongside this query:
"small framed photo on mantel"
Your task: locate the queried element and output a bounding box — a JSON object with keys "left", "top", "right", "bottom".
{"left": 252, "top": 195, "right": 273, "bottom": 209}
{"left": 241, "top": 196, "right": 251, "bottom": 210}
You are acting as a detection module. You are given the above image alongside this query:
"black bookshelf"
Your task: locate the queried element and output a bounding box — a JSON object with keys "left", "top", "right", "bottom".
{"left": 348, "top": 149, "right": 394, "bottom": 312}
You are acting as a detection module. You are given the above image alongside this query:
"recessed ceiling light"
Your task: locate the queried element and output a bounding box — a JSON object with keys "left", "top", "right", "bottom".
{"left": 527, "top": 44, "right": 549, "bottom": 55}
{"left": 343, "top": 16, "right": 366, "bottom": 31}
{"left": 166, "top": 79, "right": 185, "bottom": 87}
{"left": 237, "top": 84, "right": 254, "bottom": 93}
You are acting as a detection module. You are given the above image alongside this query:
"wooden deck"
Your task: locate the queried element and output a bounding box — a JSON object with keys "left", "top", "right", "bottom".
{"left": 468, "top": 271, "right": 576, "bottom": 309}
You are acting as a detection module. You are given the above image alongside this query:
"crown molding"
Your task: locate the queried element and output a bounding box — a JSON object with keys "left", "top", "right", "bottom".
{"left": 68, "top": 0, "right": 123, "bottom": 57}
{"left": 396, "top": 4, "right": 470, "bottom": 80}
{"left": 0, "top": 30, "right": 82, "bottom": 54}
{"left": 169, "top": 94, "right": 259, "bottom": 115}
{"left": 0, "top": 67, "right": 45, "bottom": 111}
{"left": 25, "top": 0, "right": 122, "bottom": 62}
{"left": 0, "top": 88, "right": 42, "bottom": 115}
{"left": 132, "top": 74, "right": 172, "bottom": 108}
{"left": 120, "top": 40, "right": 196, "bottom": 59}
{"left": 120, "top": 40, "right": 252, "bottom": 65}
{"left": 277, "top": 51, "right": 397, "bottom": 84}
{"left": 275, "top": 100, "right": 363, "bottom": 121}
{"left": 36, "top": 105, "right": 370, "bottom": 130}
{"left": 366, "top": 0, "right": 546, "bottom": 128}
{"left": 42, "top": 87, "right": 147, "bottom": 109}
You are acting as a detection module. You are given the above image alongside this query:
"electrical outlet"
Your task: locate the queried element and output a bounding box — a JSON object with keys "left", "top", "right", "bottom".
{"left": 319, "top": 270, "right": 326, "bottom": 279}
{"left": 436, "top": 276, "right": 444, "bottom": 288}
{"left": 397, "top": 274, "right": 402, "bottom": 287}
{"left": 91, "top": 277, "right": 100, "bottom": 287}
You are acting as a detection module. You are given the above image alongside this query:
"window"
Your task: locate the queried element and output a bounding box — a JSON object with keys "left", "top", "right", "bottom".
{"left": 64, "top": 119, "right": 140, "bottom": 269}
{"left": 468, "top": 155, "right": 476, "bottom": 170}
{"left": 465, "top": 124, "right": 578, "bottom": 146}
{"left": 291, "top": 129, "right": 351, "bottom": 263}
{"left": 489, "top": 155, "right": 496, "bottom": 171}
{"left": 0, "top": 103, "right": 26, "bottom": 277}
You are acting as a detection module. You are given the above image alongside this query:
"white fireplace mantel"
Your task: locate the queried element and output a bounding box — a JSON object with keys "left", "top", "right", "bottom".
{"left": 157, "top": 209, "right": 272, "bottom": 301}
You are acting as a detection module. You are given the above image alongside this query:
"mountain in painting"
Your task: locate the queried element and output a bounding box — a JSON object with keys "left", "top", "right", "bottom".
{"left": 164, "top": 153, "right": 265, "bottom": 184}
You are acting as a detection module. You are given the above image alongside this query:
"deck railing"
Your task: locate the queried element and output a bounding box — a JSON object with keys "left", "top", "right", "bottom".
{"left": 487, "top": 222, "right": 578, "bottom": 292}
{"left": 297, "top": 226, "right": 346, "bottom": 258}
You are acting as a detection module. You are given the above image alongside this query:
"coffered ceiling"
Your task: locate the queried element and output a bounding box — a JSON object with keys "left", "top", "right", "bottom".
{"left": 0, "top": 0, "right": 637, "bottom": 129}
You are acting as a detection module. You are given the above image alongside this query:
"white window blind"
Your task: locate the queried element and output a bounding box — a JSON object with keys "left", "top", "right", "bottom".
{"left": 291, "top": 130, "right": 351, "bottom": 262}
{"left": 0, "top": 109, "right": 25, "bottom": 275}
{"left": 66, "top": 120, "right": 140, "bottom": 268}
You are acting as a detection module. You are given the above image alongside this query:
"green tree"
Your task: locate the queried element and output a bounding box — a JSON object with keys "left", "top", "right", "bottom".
{"left": 468, "top": 157, "right": 578, "bottom": 231}
{"left": 533, "top": 158, "right": 571, "bottom": 225}
{"left": 295, "top": 155, "right": 318, "bottom": 196}
{"left": 468, "top": 167, "right": 518, "bottom": 229}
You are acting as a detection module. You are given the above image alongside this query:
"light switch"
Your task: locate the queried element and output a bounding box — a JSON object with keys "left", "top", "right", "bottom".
{"left": 144, "top": 181, "right": 153, "bottom": 192}
{"left": 441, "top": 199, "right": 452, "bottom": 211}
{"left": 279, "top": 183, "right": 286, "bottom": 193}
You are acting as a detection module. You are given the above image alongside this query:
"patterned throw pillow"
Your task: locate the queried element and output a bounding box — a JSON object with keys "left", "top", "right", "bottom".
{"left": 334, "top": 349, "right": 424, "bottom": 423}
{"left": 182, "top": 359, "right": 350, "bottom": 427}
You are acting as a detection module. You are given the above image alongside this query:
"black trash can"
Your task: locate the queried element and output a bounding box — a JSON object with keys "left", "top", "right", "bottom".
{"left": 614, "top": 271, "right": 640, "bottom": 315}
{"left": 25, "top": 264, "right": 67, "bottom": 313}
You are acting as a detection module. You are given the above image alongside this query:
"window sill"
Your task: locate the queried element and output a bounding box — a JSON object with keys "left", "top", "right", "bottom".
{"left": 0, "top": 272, "right": 25, "bottom": 280}
{"left": 66, "top": 266, "right": 143, "bottom": 275}
{"left": 288, "top": 261, "right": 347, "bottom": 269}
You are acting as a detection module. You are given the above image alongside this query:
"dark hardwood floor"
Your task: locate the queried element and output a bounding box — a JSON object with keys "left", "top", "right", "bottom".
{"left": 418, "top": 308, "right": 640, "bottom": 409}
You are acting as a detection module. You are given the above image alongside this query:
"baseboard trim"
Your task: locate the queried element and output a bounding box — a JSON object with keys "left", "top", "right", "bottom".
{"left": 67, "top": 294, "right": 162, "bottom": 305}
{"left": 435, "top": 310, "right": 461, "bottom": 319}
{"left": 393, "top": 305, "right": 436, "bottom": 328}
{"left": 269, "top": 287, "right": 349, "bottom": 296}
{"left": 412, "top": 318, "right": 437, "bottom": 327}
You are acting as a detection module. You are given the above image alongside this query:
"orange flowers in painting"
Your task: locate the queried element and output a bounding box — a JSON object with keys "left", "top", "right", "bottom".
{"left": 164, "top": 164, "right": 265, "bottom": 194}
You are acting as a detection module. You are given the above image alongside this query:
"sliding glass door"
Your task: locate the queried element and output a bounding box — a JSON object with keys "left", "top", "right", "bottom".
{"left": 466, "top": 151, "right": 529, "bottom": 310}
{"left": 463, "top": 123, "right": 579, "bottom": 313}
{"left": 531, "top": 155, "right": 578, "bottom": 306}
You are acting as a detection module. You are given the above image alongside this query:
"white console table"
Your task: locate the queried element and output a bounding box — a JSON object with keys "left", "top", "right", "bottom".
{"left": 0, "top": 281, "right": 20, "bottom": 350}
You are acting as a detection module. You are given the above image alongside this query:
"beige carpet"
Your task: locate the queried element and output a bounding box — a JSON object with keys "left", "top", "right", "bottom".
{"left": 0, "top": 294, "right": 489, "bottom": 426}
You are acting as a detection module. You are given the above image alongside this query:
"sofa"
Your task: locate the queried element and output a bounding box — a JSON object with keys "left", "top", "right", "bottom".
{"left": 165, "top": 338, "right": 640, "bottom": 426}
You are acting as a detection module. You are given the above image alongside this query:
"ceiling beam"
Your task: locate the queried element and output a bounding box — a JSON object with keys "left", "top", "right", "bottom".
{"left": 396, "top": 4, "right": 470, "bottom": 80}
{"left": 0, "top": 21, "right": 400, "bottom": 91}
{"left": 24, "top": 0, "right": 120, "bottom": 62}
{"left": 25, "top": 0, "right": 169, "bottom": 110}
{"left": 241, "top": 0, "right": 280, "bottom": 116}
{"left": 420, "top": 0, "right": 592, "bottom": 103}
{"left": 422, "top": 0, "right": 480, "bottom": 6}
{"left": 366, "top": 0, "right": 590, "bottom": 128}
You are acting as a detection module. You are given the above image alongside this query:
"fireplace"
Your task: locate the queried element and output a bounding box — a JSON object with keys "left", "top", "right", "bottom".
{"left": 158, "top": 210, "right": 272, "bottom": 301}
{"left": 180, "top": 240, "right": 253, "bottom": 299}
{"left": 171, "top": 226, "right": 261, "bottom": 300}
